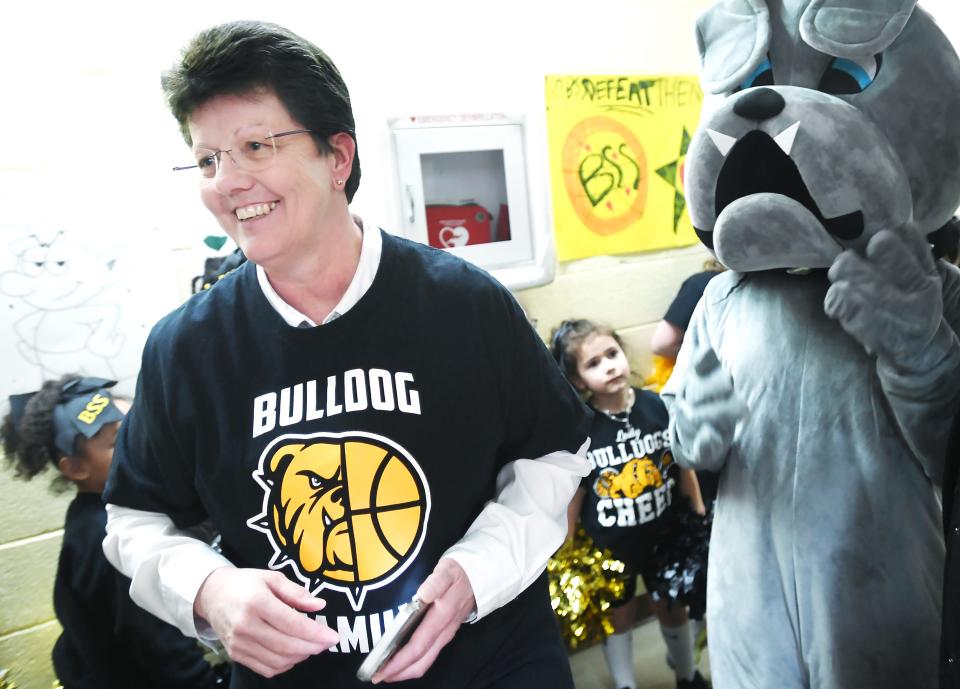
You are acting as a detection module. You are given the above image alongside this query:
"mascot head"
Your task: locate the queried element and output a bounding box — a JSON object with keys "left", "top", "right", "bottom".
{"left": 686, "top": 0, "right": 960, "bottom": 271}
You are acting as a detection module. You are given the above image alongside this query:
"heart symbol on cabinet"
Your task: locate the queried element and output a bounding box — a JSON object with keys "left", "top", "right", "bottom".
{"left": 439, "top": 225, "right": 470, "bottom": 247}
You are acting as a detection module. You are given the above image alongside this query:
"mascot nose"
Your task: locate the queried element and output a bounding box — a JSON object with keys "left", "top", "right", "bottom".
{"left": 733, "top": 87, "right": 786, "bottom": 121}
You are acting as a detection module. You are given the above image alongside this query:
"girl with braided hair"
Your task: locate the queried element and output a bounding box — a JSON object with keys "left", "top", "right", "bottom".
{"left": 3, "top": 375, "right": 226, "bottom": 689}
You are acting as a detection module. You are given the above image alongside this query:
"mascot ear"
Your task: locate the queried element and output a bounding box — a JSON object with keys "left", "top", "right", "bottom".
{"left": 800, "top": 0, "right": 918, "bottom": 58}
{"left": 696, "top": 0, "right": 771, "bottom": 94}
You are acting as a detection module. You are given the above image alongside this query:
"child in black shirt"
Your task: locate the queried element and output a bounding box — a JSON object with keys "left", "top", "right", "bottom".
{"left": 2, "top": 376, "right": 225, "bottom": 689}
{"left": 552, "top": 320, "right": 709, "bottom": 689}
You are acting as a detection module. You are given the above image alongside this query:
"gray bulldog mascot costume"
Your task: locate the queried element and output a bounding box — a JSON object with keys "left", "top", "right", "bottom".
{"left": 661, "top": 1, "right": 960, "bottom": 688}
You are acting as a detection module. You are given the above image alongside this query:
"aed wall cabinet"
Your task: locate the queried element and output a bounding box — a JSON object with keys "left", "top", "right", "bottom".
{"left": 391, "top": 116, "right": 555, "bottom": 290}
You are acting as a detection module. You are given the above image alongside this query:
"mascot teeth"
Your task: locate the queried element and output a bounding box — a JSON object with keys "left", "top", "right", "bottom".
{"left": 323, "top": 512, "right": 332, "bottom": 527}
{"left": 707, "top": 128, "right": 737, "bottom": 156}
{"left": 774, "top": 122, "right": 800, "bottom": 155}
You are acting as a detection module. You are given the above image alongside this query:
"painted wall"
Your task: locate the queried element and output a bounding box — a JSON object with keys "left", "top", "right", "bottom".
{"left": 2, "top": 1, "right": 957, "bottom": 686}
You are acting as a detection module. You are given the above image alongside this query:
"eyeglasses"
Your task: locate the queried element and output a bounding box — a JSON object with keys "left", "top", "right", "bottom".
{"left": 173, "top": 127, "right": 314, "bottom": 178}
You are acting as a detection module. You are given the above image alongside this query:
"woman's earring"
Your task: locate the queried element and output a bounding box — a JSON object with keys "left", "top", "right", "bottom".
{"left": 335, "top": 179, "right": 344, "bottom": 186}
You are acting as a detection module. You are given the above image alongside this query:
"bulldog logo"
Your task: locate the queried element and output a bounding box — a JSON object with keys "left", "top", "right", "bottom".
{"left": 595, "top": 453, "right": 672, "bottom": 499}
{"left": 248, "top": 431, "right": 430, "bottom": 610}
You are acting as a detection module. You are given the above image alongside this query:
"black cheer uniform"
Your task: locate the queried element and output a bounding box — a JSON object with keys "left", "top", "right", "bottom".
{"left": 104, "top": 231, "right": 591, "bottom": 689}
{"left": 580, "top": 389, "right": 681, "bottom": 603}
{"left": 53, "top": 493, "right": 221, "bottom": 689}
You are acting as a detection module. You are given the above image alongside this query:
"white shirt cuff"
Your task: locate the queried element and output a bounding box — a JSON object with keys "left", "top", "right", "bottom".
{"left": 104, "top": 504, "right": 233, "bottom": 639}
{"left": 442, "top": 441, "right": 589, "bottom": 621}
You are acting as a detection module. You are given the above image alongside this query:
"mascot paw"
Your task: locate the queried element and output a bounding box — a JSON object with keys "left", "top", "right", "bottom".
{"left": 672, "top": 349, "right": 748, "bottom": 470}
{"left": 825, "top": 229, "right": 941, "bottom": 362}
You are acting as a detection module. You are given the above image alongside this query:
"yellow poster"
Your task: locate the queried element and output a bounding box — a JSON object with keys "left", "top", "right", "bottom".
{"left": 545, "top": 75, "right": 704, "bottom": 261}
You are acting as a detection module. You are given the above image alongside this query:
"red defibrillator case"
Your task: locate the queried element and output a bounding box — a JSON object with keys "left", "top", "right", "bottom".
{"left": 425, "top": 203, "right": 493, "bottom": 249}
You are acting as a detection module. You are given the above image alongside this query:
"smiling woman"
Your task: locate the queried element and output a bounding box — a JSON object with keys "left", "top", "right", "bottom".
{"left": 187, "top": 91, "right": 358, "bottom": 286}
{"left": 99, "top": 19, "right": 593, "bottom": 689}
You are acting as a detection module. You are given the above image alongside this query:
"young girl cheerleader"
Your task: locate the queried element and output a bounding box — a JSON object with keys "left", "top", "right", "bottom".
{"left": 552, "top": 320, "right": 709, "bottom": 689}
{"left": 2, "top": 375, "right": 227, "bottom": 689}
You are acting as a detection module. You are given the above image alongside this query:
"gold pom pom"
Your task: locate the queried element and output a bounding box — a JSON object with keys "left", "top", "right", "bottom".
{"left": 548, "top": 527, "right": 628, "bottom": 650}
{"left": 0, "top": 668, "right": 18, "bottom": 689}
{"left": 644, "top": 355, "right": 675, "bottom": 392}
{"left": 0, "top": 665, "right": 62, "bottom": 689}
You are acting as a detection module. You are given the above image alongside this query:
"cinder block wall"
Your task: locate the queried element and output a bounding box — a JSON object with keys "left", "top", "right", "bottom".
{"left": 0, "top": 470, "right": 72, "bottom": 687}
{"left": 520, "top": 244, "right": 710, "bottom": 376}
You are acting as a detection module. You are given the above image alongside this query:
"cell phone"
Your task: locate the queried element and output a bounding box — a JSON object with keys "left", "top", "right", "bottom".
{"left": 356, "top": 597, "right": 430, "bottom": 682}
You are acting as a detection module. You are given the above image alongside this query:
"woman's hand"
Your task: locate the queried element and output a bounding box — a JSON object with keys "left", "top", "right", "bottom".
{"left": 193, "top": 567, "right": 339, "bottom": 678}
{"left": 371, "top": 558, "right": 477, "bottom": 683}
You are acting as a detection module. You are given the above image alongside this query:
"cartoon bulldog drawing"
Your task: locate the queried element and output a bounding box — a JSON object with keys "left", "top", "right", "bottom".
{"left": 1, "top": 231, "right": 126, "bottom": 380}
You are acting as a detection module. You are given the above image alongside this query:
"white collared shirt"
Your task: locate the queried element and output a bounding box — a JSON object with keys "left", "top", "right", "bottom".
{"left": 103, "top": 220, "right": 589, "bottom": 637}
{"left": 255, "top": 216, "right": 382, "bottom": 327}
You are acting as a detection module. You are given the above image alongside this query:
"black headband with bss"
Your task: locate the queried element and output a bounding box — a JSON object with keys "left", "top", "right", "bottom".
{"left": 8, "top": 377, "right": 124, "bottom": 460}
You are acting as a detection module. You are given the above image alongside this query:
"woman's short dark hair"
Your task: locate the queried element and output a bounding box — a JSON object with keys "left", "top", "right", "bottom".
{"left": 162, "top": 20, "right": 361, "bottom": 202}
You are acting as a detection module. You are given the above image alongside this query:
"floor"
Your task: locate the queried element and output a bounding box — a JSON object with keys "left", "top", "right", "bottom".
{"left": 568, "top": 618, "right": 711, "bottom": 689}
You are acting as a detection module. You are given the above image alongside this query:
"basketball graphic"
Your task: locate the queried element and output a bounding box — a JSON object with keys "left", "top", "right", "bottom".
{"left": 248, "top": 431, "right": 430, "bottom": 610}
